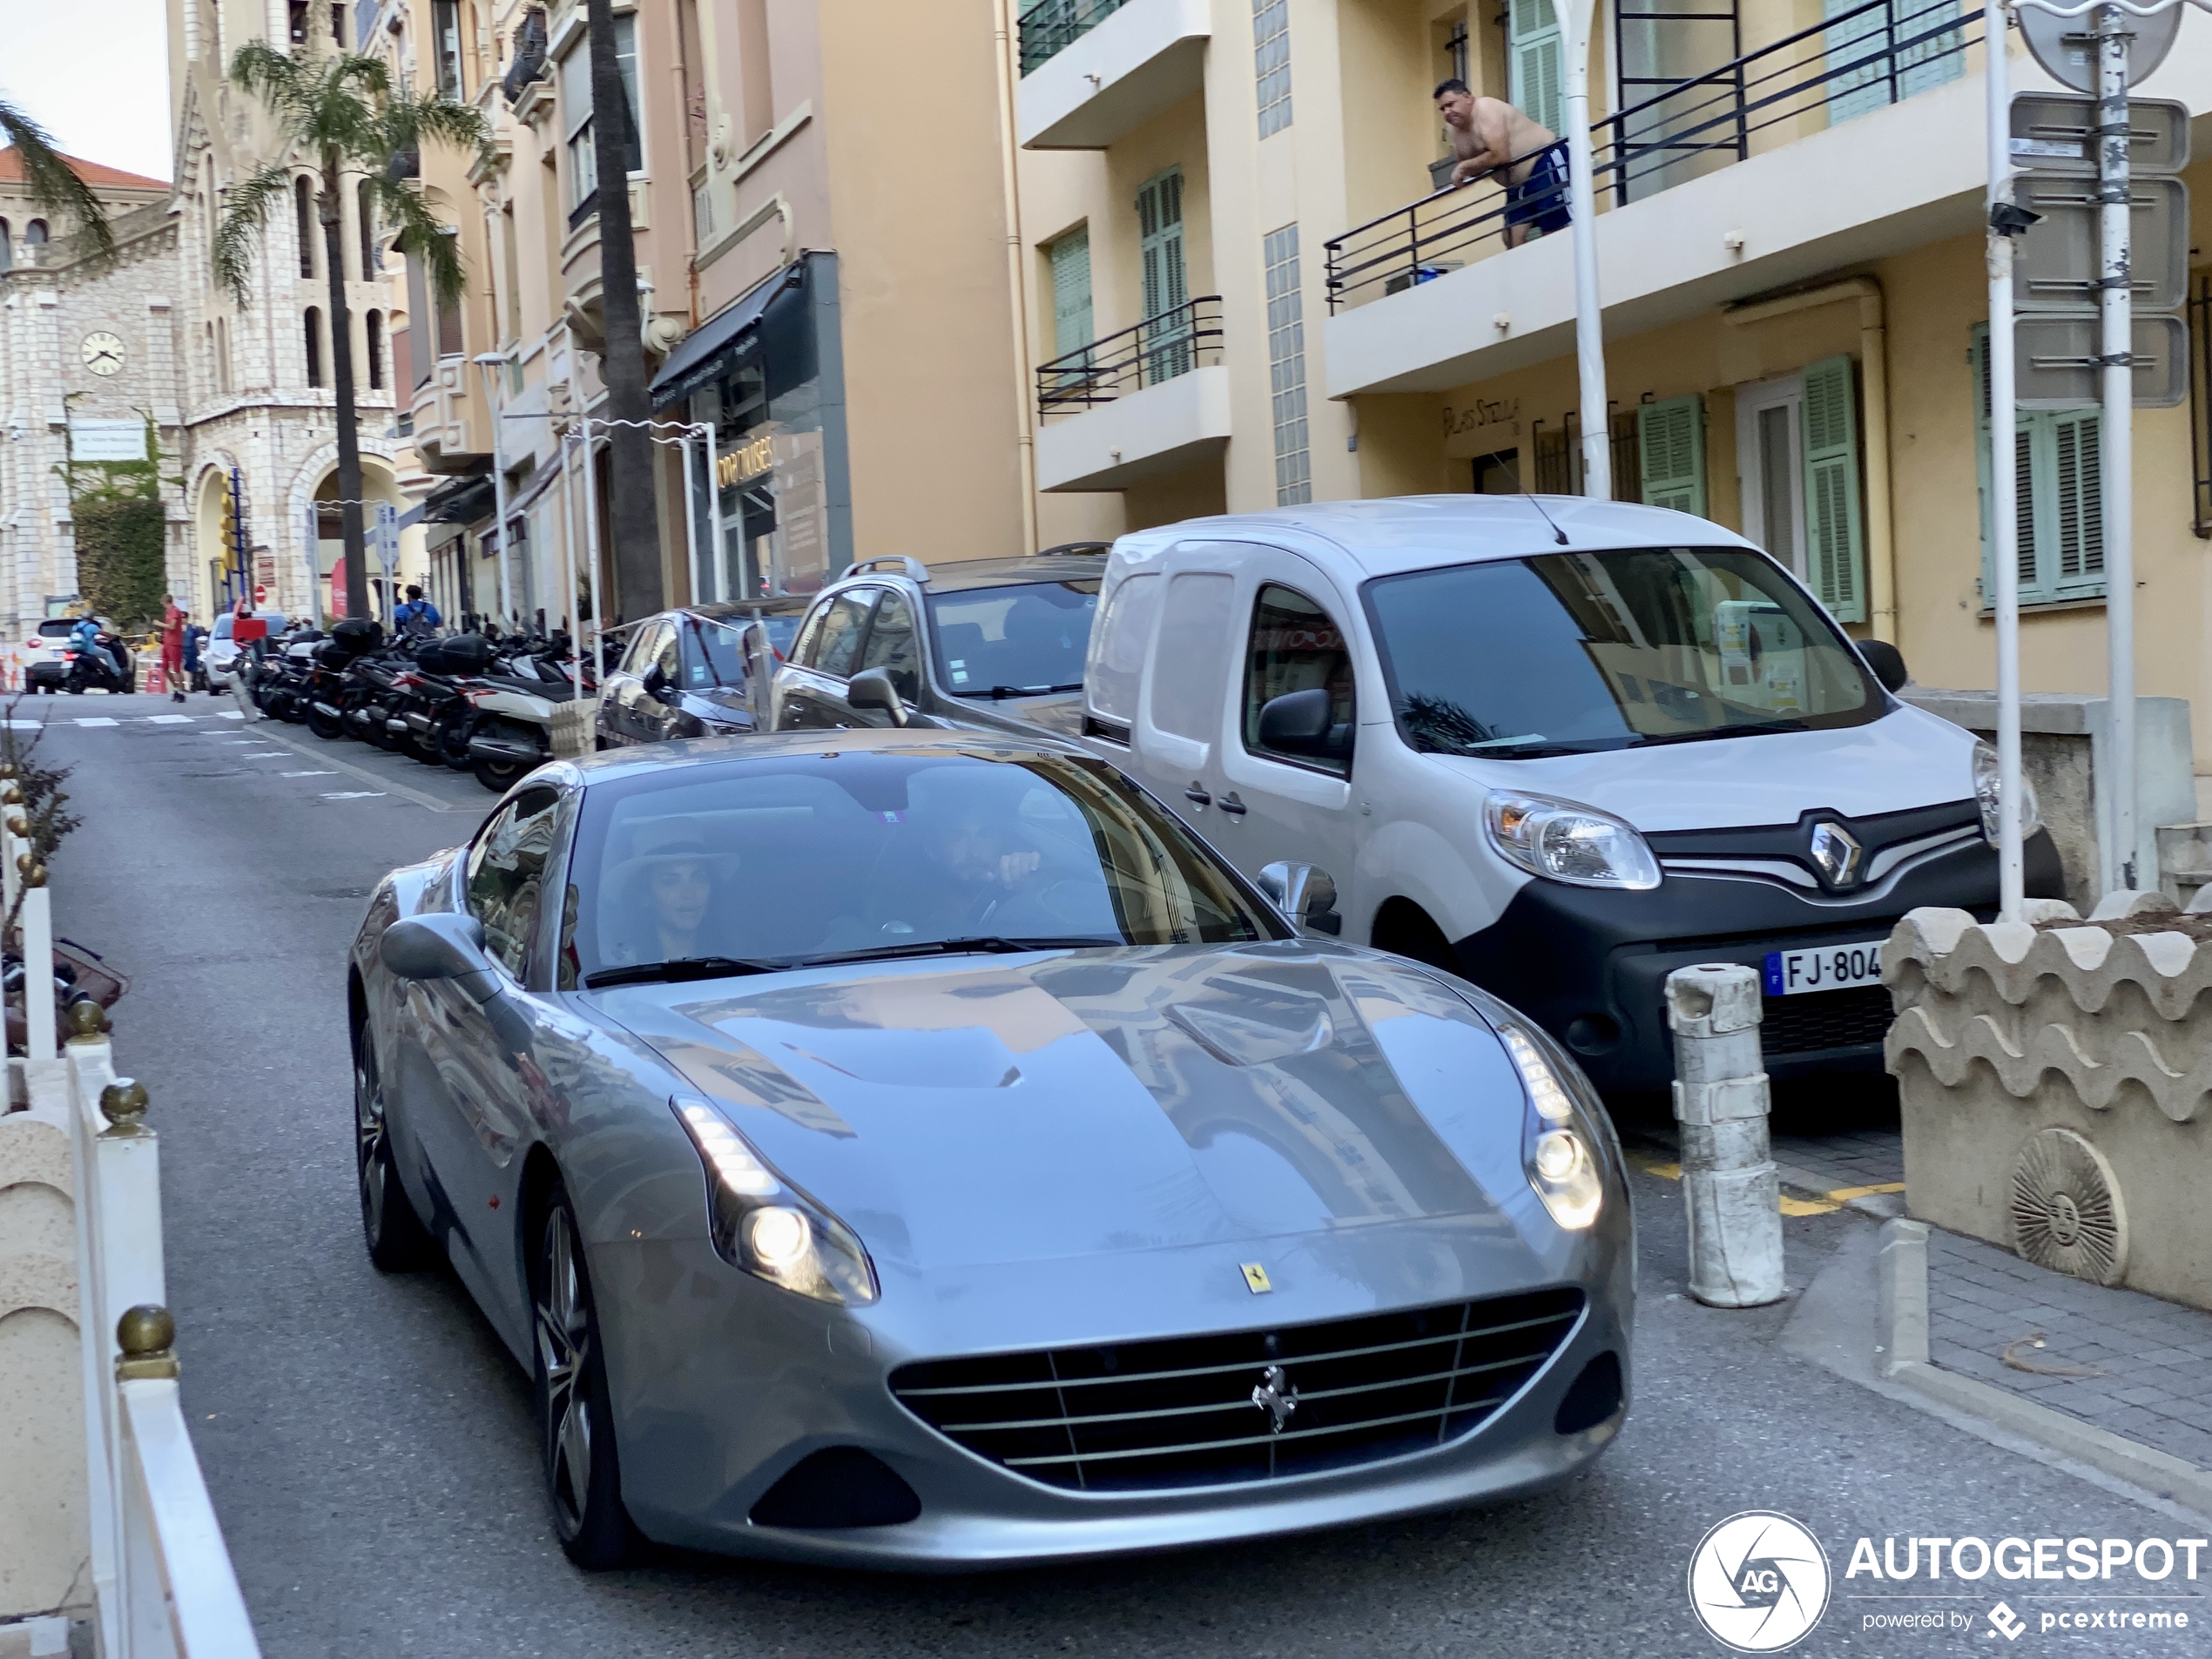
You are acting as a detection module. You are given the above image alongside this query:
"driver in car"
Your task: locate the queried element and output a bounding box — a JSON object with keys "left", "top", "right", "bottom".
{"left": 871, "top": 797, "right": 1060, "bottom": 941}
{"left": 607, "top": 821, "right": 736, "bottom": 966}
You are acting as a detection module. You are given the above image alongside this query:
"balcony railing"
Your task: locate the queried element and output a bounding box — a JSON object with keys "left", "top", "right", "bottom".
{"left": 1018, "top": 0, "right": 1130, "bottom": 75}
{"left": 1325, "top": 0, "right": 1979, "bottom": 310}
{"left": 1036, "top": 295, "right": 1224, "bottom": 417}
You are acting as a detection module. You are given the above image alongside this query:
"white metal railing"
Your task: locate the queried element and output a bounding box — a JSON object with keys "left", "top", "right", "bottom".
{"left": 5, "top": 793, "right": 260, "bottom": 1657}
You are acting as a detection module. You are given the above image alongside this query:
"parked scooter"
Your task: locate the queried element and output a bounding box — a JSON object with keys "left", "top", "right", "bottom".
{"left": 61, "top": 633, "right": 132, "bottom": 696}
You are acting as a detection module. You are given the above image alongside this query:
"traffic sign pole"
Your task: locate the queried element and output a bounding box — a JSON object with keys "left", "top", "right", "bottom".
{"left": 2095, "top": 0, "right": 2139, "bottom": 888}
{"left": 1986, "top": 0, "right": 2027, "bottom": 921}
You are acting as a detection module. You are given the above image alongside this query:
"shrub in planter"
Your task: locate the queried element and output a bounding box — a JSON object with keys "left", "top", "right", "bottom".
{"left": 1885, "top": 891, "right": 2212, "bottom": 1311}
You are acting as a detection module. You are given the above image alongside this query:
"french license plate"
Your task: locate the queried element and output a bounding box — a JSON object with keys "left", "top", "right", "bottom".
{"left": 1763, "top": 939, "right": 1885, "bottom": 996}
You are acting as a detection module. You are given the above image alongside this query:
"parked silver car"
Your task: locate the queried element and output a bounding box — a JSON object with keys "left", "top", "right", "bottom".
{"left": 349, "top": 732, "right": 1632, "bottom": 1569}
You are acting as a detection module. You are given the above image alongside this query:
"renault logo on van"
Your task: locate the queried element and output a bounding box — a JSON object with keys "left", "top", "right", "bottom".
{"left": 1806, "top": 821, "right": 1865, "bottom": 890}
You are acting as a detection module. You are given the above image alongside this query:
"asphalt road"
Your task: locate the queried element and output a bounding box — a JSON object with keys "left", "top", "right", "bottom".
{"left": 37, "top": 693, "right": 2212, "bottom": 1658}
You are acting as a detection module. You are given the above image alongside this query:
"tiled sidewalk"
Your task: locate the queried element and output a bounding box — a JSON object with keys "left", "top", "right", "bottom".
{"left": 1770, "top": 1124, "right": 1904, "bottom": 1199}
{"left": 1925, "top": 1227, "right": 2212, "bottom": 1474}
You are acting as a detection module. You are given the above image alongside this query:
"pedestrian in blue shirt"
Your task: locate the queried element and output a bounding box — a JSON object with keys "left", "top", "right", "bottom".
{"left": 394, "top": 586, "right": 442, "bottom": 637}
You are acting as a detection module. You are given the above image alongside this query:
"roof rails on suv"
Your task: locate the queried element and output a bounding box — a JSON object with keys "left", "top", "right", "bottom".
{"left": 837, "top": 556, "right": 932, "bottom": 585}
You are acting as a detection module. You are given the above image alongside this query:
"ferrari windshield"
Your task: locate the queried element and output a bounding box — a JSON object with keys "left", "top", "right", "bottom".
{"left": 1363, "top": 547, "right": 1881, "bottom": 759}
{"left": 563, "top": 749, "right": 1278, "bottom": 984}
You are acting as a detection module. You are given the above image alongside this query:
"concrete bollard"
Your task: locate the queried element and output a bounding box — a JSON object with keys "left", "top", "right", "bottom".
{"left": 1664, "top": 962, "right": 1784, "bottom": 1307}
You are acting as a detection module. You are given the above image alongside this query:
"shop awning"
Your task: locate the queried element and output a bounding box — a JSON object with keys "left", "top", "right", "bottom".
{"left": 650, "top": 262, "right": 803, "bottom": 410}
{"left": 422, "top": 476, "right": 496, "bottom": 527}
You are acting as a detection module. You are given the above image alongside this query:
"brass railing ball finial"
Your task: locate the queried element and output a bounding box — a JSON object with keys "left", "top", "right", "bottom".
{"left": 98, "top": 1078, "right": 150, "bottom": 1134}
{"left": 1, "top": 781, "right": 23, "bottom": 805}
{"left": 7, "top": 816, "right": 30, "bottom": 839}
{"left": 115, "top": 1304, "right": 179, "bottom": 1381}
{"left": 0, "top": 762, "right": 17, "bottom": 780}
{"left": 66, "top": 1000, "right": 111, "bottom": 1045}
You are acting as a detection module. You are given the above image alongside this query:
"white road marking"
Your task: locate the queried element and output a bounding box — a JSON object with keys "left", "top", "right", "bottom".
{"left": 319, "top": 791, "right": 386, "bottom": 800}
{"left": 3, "top": 720, "right": 40, "bottom": 730}
{"left": 74, "top": 718, "right": 120, "bottom": 727}
{"left": 218, "top": 711, "right": 245, "bottom": 720}
{"left": 282, "top": 770, "right": 337, "bottom": 777}
{"left": 146, "top": 714, "right": 193, "bottom": 725}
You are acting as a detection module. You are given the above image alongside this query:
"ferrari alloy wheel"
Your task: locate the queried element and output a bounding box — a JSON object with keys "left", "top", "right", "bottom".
{"left": 354, "top": 1023, "right": 433, "bottom": 1271}
{"left": 533, "top": 1188, "right": 639, "bottom": 1568}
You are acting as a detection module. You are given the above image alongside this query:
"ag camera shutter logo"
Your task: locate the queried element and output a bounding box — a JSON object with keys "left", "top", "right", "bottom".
{"left": 1688, "top": 1511, "right": 1832, "bottom": 1651}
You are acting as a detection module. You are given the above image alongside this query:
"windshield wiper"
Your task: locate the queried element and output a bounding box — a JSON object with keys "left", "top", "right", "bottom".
{"left": 791, "top": 935, "right": 1116, "bottom": 968}
{"left": 583, "top": 956, "right": 783, "bottom": 988}
{"left": 980, "top": 682, "right": 1083, "bottom": 699}
{"left": 1632, "top": 718, "right": 1811, "bottom": 748}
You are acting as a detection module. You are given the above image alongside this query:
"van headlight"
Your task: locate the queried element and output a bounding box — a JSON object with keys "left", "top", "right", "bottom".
{"left": 1484, "top": 791, "right": 1661, "bottom": 891}
{"left": 1971, "top": 740, "right": 2042, "bottom": 846}
{"left": 669, "top": 1096, "right": 878, "bottom": 1305}
{"left": 1498, "top": 1024, "right": 1606, "bottom": 1230}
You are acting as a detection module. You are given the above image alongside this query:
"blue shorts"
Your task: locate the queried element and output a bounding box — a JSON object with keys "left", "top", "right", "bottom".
{"left": 1505, "top": 145, "right": 1572, "bottom": 236}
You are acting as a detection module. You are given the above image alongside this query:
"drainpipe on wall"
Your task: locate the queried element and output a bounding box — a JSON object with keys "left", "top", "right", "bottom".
{"left": 1722, "top": 276, "right": 1897, "bottom": 643}
{"left": 992, "top": 0, "right": 1042, "bottom": 555}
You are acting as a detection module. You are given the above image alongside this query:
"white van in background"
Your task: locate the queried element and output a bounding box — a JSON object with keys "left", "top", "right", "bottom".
{"left": 1078, "top": 496, "right": 2060, "bottom": 1096}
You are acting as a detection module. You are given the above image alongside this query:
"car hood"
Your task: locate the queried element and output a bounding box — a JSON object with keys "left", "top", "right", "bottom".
{"left": 1426, "top": 702, "right": 1977, "bottom": 830}
{"left": 594, "top": 942, "right": 1540, "bottom": 1272}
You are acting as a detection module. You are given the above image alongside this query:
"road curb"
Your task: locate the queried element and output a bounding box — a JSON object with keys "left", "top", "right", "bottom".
{"left": 1875, "top": 1217, "right": 2212, "bottom": 1517}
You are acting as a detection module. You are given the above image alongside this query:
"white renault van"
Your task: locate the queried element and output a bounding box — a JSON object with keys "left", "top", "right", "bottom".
{"left": 1079, "top": 496, "right": 2060, "bottom": 1096}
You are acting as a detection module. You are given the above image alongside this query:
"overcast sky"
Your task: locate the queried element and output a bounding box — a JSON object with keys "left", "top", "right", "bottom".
{"left": 1, "top": 0, "right": 174, "bottom": 183}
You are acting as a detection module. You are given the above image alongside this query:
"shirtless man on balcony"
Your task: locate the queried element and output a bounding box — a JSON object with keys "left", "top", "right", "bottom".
{"left": 1435, "top": 79, "right": 1569, "bottom": 248}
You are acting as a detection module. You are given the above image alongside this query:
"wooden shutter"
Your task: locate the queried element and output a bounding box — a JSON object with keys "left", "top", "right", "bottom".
{"left": 1508, "top": 0, "right": 1564, "bottom": 136}
{"left": 1049, "top": 227, "right": 1094, "bottom": 359}
{"left": 1136, "top": 169, "right": 1190, "bottom": 381}
{"left": 1801, "top": 354, "right": 1867, "bottom": 622}
{"left": 1971, "top": 325, "right": 2103, "bottom": 605}
{"left": 1637, "top": 395, "right": 1707, "bottom": 516}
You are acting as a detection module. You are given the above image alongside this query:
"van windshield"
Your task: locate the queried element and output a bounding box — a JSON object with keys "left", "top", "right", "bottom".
{"left": 1362, "top": 547, "right": 1882, "bottom": 760}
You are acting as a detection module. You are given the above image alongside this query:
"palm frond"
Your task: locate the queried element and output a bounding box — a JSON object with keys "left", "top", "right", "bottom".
{"left": 227, "top": 43, "right": 310, "bottom": 125}
{"left": 210, "top": 161, "right": 294, "bottom": 306}
{"left": 375, "top": 179, "right": 467, "bottom": 308}
{"left": 0, "top": 98, "right": 115, "bottom": 264}
{"left": 379, "top": 89, "right": 492, "bottom": 174}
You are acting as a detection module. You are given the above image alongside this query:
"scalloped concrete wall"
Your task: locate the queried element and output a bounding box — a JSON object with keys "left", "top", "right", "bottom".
{"left": 1885, "top": 896, "right": 2212, "bottom": 1311}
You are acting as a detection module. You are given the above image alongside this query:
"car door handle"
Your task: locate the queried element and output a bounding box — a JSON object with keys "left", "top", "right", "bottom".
{"left": 1184, "top": 787, "right": 1211, "bottom": 807}
{"left": 1217, "top": 793, "right": 1248, "bottom": 816}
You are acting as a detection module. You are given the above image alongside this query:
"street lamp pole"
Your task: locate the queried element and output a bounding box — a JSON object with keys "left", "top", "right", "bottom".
{"left": 1555, "top": 0, "right": 1611, "bottom": 500}
{"left": 1985, "top": 0, "right": 2026, "bottom": 921}
{"left": 473, "top": 353, "right": 514, "bottom": 633}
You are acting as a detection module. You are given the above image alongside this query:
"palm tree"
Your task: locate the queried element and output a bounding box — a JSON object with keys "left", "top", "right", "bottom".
{"left": 212, "top": 47, "right": 487, "bottom": 622}
{"left": 583, "top": 0, "right": 660, "bottom": 622}
{"left": 0, "top": 99, "right": 115, "bottom": 264}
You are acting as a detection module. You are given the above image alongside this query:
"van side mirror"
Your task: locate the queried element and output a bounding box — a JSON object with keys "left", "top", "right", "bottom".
{"left": 1258, "top": 861, "right": 1342, "bottom": 936}
{"left": 847, "top": 666, "right": 909, "bottom": 727}
{"left": 1858, "top": 638, "right": 1908, "bottom": 693}
{"left": 1257, "top": 688, "right": 1341, "bottom": 758}
{"left": 380, "top": 914, "right": 500, "bottom": 1002}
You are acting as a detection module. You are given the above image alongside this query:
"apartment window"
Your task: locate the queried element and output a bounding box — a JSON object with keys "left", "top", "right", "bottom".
{"left": 437, "top": 286, "right": 464, "bottom": 357}
{"left": 1827, "top": 0, "right": 1963, "bottom": 125}
{"left": 1507, "top": 0, "right": 1564, "bottom": 138}
{"left": 305, "top": 307, "right": 324, "bottom": 388}
{"left": 1264, "top": 225, "right": 1310, "bottom": 505}
{"left": 1737, "top": 360, "right": 1867, "bottom": 622}
{"left": 0, "top": 219, "right": 10, "bottom": 273}
{"left": 288, "top": 0, "right": 308, "bottom": 43}
{"left": 358, "top": 179, "right": 377, "bottom": 276}
{"left": 1253, "top": 0, "right": 1292, "bottom": 137}
{"left": 295, "top": 177, "right": 315, "bottom": 278}
{"left": 1049, "top": 226, "right": 1094, "bottom": 360}
{"left": 561, "top": 17, "right": 641, "bottom": 216}
{"left": 331, "top": 2, "right": 346, "bottom": 43}
{"left": 1971, "top": 324, "right": 2104, "bottom": 606}
{"left": 432, "top": 0, "right": 463, "bottom": 98}
{"left": 366, "top": 310, "right": 384, "bottom": 389}
{"left": 1136, "top": 169, "right": 1190, "bottom": 381}
{"left": 23, "top": 219, "right": 46, "bottom": 246}
{"left": 502, "top": 207, "right": 523, "bottom": 341}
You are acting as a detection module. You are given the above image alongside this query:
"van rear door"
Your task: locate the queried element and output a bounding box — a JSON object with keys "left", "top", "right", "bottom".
{"left": 1130, "top": 556, "right": 1239, "bottom": 834}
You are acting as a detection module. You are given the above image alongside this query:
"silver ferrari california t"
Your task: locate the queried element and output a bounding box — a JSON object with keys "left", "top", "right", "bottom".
{"left": 348, "top": 732, "right": 1632, "bottom": 1569}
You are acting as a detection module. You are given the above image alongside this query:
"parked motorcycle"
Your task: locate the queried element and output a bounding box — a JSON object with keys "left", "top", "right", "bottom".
{"left": 304, "top": 618, "right": 386, "bottom": 740}
{"left": 61, "top": 631, "right": 132, "bottom": 695}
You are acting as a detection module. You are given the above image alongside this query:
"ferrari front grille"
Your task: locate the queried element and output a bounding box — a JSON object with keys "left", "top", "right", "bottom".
{"left": 888, "top": 1288, "right": 1584, "bottom": 1493}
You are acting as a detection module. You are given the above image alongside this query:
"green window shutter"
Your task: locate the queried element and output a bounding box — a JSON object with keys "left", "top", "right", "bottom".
{"left": 1801, "top": 354, "right": 1867, "bottom": 623}
{"left": 1970, "top": 323, "right": 2101, "bottom": 606}
{"left": 1637, "top": 395, "right": 1707, "bottom": 516}
{"left": 1136, "top": 168, "right": 1191, "bottom": 381}
{"left": 1049, "top": 227, "right": 1094, "bottom": 359}
{"left": 2048, "top": 408, "right": 2105, "bottom": 590}
{"left": 1508, "top": 0, "right": 1564, "bottom": 136}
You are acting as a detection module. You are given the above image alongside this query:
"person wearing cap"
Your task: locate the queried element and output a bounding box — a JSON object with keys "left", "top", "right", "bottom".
{"left": 607, "top": 819, "right": 737, "bottom": 966}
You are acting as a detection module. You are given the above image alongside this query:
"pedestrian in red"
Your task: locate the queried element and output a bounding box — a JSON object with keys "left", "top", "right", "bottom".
{"left": 159, "top": 594, "right": 186, "bottom": 703}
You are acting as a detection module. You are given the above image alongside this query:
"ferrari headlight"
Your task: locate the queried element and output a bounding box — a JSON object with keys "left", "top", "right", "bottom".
{"left": 1484, "top": 791, "right": 1661, "bottom": 891}
{"left": 1499, "top": 1024, "right": 1605, "bottom": 1231}
{"left": 1971, "top": 740, "right": 2043, "bottom": 846}
{"left": 670, "top": 1096, "right": 878, "bottom": 1305}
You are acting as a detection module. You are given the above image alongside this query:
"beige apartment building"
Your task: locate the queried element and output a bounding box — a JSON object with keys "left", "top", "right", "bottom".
{"left": 374, "top": 0, "right": 1032, "bottom": 634}
{"left": 1009, "top": 0, "right": 2212, "bottom": 804}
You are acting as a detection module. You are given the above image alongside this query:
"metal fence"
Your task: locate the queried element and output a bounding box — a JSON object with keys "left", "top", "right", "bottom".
{"left": 1325, "top": 0, "right": 1979, "bottom": 310}
{"left": 1016, "top": 0, "right": 1130, "bottom": 75}
{"left": 1035, "top": 296, "right": 1225, "bottom": 418}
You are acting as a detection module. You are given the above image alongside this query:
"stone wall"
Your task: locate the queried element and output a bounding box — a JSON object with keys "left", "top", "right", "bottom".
{"left": 1887, "top": 894, "right": 2212, "bottom": 1312}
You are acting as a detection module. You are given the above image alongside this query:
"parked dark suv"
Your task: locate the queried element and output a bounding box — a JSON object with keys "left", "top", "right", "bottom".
{"left": 770, "top": 551, "right": 1105, "bottom": 739}
{"left": 594, "top": 597, "right": 811, "bottom": 748}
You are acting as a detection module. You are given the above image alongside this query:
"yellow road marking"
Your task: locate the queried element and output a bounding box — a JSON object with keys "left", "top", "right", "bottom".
{"left": 1629, "top": 1153, "right": 1904, "bottom": 1217}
